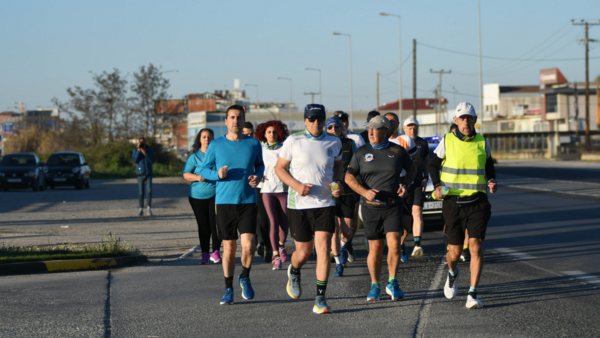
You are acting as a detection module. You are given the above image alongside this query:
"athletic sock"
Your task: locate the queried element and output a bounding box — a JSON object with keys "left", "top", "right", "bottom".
{"left": 241, "top": 266, "right": 251, "bottom": 279}
{"left": 469, "top": 287, "right": 478, "bottom": 299}
{"left": 414, "top": 236, "right": 421, "bottom": 247}
{"left": 290, "top": 265, "right": 300, "bottom": 275}
{"left": 449, "top": 269, "right": 458, "bottom": 277}
{"left": 463, "top": 245, "right": 469, "bottom": 250}
{"left": 388, "top": 277, "right": 397, "bottom": 283}
{"left": 225, "top": 276, "right": 233, "bottom": 290}
{"left": 371, "top": 282, "right": 380, "bottom": 288}
{"left": 317, "top": 280, "right": 328, "bottom": 296}
{"left": 334, "top": 256, "right": 341, "bottom": 265}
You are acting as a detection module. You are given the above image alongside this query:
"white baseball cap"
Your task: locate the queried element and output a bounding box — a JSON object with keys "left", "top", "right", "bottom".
{"left": 403, "top": 116, "right": 419, "bottom": 127}
{"left": 454, "top": 102, "right": 477, "bottom": 118}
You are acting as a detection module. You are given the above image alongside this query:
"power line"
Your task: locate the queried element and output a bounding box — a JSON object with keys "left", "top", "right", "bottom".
{"left": 380, "top": 51, "right": 414, "bottom": 76}
{"left": 417, "top": 41, "right": 600, "bottom": 61}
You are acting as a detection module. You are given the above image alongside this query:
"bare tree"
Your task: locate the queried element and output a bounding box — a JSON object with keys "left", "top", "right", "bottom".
{"left": 93, "top": 69, "right": 127, "bottom": 143}
{"left": 131, "top": 64, "right": 171, "bottom": 137}
{"left": 52, "top": 87, "right": 105, "bottom": 146}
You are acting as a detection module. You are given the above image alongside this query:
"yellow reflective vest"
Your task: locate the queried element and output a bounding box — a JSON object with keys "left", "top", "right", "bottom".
{"left": 440, "top": 133, "right": 487, "bottom": 196}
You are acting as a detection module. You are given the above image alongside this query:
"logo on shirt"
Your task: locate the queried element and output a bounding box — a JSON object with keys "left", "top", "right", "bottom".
{"left": 388, "top": 155, "right": 395, "bottom": 158}
{"left": 364, "top": 153, "right": 374, "bottom": 162}
{"left": 327, "top": 148, "right": 333, "bottom": 156}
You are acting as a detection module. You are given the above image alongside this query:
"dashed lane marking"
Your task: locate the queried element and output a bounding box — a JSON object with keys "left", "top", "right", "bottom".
{"left": 491, "top": 247, "right": 536, "bottom": 260}
{"left": 561, "top": 270, "right": 600, "bottom": 287}
{"left": 177, "top": 245, "right": 200, "bottom": 260}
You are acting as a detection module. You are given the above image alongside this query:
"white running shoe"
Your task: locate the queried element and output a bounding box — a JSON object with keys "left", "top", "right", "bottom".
{"left": 465, "top": 294, "right": 483, "bottom": 309}
{"left": 444, "top": 267, "right": 460, "bottom": 299}
{"left": 411, "top": 246, "right": 423, "bottom": 258}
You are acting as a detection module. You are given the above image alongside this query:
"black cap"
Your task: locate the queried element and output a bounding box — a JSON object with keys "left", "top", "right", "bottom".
{"left": 304, "top": 104, "right": 326, "bottom": 118}
{"left": 333, "top": 110, "right": 349, "bottom": 121}
{"left": 367, "top": 111, "right": 380, "bottom": 122}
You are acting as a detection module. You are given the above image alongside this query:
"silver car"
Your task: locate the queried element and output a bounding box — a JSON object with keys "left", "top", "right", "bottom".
{"left": 422, "top": 138, "right": 443, "bottom": 229}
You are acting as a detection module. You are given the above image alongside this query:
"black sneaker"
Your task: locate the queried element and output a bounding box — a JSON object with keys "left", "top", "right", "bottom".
{"left": 264, "top": 248, "right": 273, "bottom": 263}
{"left": 347, "top": 245, "right": 355, "bottom": 263}
{"left": 460, "top": 249, "right": 471, "bottom": 262}
{"left": 257, "top": 243, "right": 265, "bottom": 258}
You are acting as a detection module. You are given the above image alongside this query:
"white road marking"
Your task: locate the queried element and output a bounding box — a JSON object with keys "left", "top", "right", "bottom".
{"left": 561, "top": 270, "right": 600, "bottom": 287}
{"left": 415, "top": 256, "right": 447, "bottom": 337}
{"left": 499, "top": 174, "right": 600, "bottom": 198}
{"left": 177, "top": 245, "right": 200, "bottom": 260}
{"left": 492, "top": 247, "right": 536, "bottom": 260}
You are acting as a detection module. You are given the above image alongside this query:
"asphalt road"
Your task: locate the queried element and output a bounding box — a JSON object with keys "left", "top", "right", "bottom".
{"left": 1, "top": 161, "right": 600, "bottom": 337}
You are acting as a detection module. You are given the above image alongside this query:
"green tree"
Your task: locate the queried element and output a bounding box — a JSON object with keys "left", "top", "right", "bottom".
{"left": 131, "top": 64, "right": 171, "bottom": 137}
{"left": 93, "top": 69, "right": 127, "bottom": 143}
{"left": 52, "top": 87, "right": 105, "bottom": 146}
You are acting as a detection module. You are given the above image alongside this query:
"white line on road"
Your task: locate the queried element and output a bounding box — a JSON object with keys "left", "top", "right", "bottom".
{"left": 492, "top": 247, "right": 536, "bottom": 260}
{"left": 177, "top": 245, "right": 200, "bottom": 260}
{"left": 561, "top": 271, "right": 600, "bottom": 287}
{"left": 415, "top": 257, "right": 447, "bottom": 337}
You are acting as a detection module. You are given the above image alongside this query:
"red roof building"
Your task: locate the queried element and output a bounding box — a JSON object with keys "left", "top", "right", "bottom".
{"left": 377, "top": 98, "right": 448, "bottom": 111}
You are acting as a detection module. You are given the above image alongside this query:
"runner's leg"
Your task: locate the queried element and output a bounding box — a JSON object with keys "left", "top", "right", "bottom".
{"left": 385, "top": 232, "right": 400, "bottom": 278}
{"left": 367, "top": 239, "right": 384, "bottom": 283}
{"left": 189, "top": 197, "right": 211, "bottom": 253}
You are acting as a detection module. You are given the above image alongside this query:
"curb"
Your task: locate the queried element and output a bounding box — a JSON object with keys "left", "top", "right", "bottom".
{"left": 0, "top": 255, "right": 148, "bottom": 276}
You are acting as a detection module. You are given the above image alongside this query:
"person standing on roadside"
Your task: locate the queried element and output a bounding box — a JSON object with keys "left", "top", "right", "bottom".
{"left": 275, "top": 104, "right": 344, "bottom": 314}
{"left": 132, "top": 137, "right": 155, "bottom": 216}
{"left": 402, "top": 117, "right": 430, "bottom": 258}
{"left": 255, "top": 120, "right": 290, "bottom": 271}
{"left": 325, "top": 116, "right": 356, "bottom": 278}
{"left": 183, "top": 128, "right": 222, "bottom": 265}
{"left": 345, "top": 115, "right": 416, "bottom": 302}
{"left": 200, "top": 105, "right": 265, "bottom": 306}
{"left": 430, "top": 102, "right": 497, "bottom": 309}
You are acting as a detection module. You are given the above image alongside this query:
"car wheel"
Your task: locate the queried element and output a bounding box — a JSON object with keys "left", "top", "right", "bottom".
{"left": 75, "top": 178, "right": 84, "bottom": 190}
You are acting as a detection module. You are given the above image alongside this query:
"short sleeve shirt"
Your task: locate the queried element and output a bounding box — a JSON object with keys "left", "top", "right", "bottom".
{"left": 182, "top": 150, "right": 216, "bottom": 199}
{"left": 279, "top": 131, "right": 342, "bottom": 210}
{"left": 347, "top": 143, "right": 413, "bottom": 209}
{"left": 261, "top": 144, "right": 286, "bottom": 193}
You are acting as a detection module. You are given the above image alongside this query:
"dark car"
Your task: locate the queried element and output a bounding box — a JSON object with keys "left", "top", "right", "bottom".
{"left": 422, "top": 137, "right": 444, "bottom": 229}
{"left": 0, "top": 153, "right": 46, "bottom": 191}
{"left": 45, "top": 152, "right": 91, "bottom": 190}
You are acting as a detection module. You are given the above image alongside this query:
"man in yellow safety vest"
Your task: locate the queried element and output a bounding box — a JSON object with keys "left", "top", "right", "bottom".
{"left": 429, "top": 102, "right": 498, "bottom": 309}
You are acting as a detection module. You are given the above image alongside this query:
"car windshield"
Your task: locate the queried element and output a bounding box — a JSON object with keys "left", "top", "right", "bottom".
{"left": 0, "top": 155, "right": 36, "bottom": 167}
{"left": 47, "top": 154, "right": 80, "bottom": 166}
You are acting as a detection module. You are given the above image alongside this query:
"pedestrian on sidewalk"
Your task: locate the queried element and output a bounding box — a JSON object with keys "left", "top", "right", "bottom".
{"left": 132, "top": 137, "right": 155, "bottom": 216}
{"left": 183, "top": 128, "right": 222, "bottom": 265}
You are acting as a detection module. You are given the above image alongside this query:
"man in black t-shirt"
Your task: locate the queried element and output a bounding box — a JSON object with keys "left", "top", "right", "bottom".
{"left": 359, "top": 111, "right": 381, "bottom": 146}
{"left": 345, "top": 115, "right": 417, "bottom": 302}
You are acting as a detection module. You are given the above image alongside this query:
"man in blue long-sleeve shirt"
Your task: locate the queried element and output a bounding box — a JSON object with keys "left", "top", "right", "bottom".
{"left": 132, "top": 138, "right": 156, "bottom": 216}
{"left": 200, "top": 105, "right": 264, "bottom": 305}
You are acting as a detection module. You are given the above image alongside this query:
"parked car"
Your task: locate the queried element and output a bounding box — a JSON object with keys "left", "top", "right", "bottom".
{"left": 0, "top": 153, "right": 46, "bottom": 191}
{"left": 422, "top": 137, "right": 444, "bottom": 229}
{"left": 45, "top": 152, "right": 91, "bottom": 190}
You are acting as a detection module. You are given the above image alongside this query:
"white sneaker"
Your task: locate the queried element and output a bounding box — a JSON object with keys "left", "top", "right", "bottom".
{"left": 465, "top": 294, "right": 483, "bottom": 309}
{"left": 411, "top": 246, "right": 424, "bottom": 257}
{"left": 444, "top": 267, "right": 460, "bottom": 299}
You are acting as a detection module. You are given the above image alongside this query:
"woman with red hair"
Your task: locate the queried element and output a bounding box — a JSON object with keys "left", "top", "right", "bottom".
{"left": 255, "top": 120, "right": 290, "bottom": 270}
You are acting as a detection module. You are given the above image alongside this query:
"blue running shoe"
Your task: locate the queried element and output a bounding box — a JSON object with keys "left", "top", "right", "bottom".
{"left": 238, "top": 275, "right": 255, "bottom": 300}
{"left": 367, "top": 284, "right": 381, "bottom": 301}
{"left": 137, "top": 209, "right": 143, "bottom": 216}
{"left": 287, "top": 265, "right": 302, "bottom": 299}
{"left": 401, "top": 246, "right": 409, "bottom": 262}
{"left": 332, "top": 264, "right": 344, "bottom": 277}
{"left": 386, "top": 280, "right": 405, "bottom": 301}
{"left": 312, "top": 295, "right": 331, "bottom": 314}
{"left": 340, "top": 246, "right": 348, "bottom": 265}
{"left": 220, "top": 288, "right": 234, "bottom": 305}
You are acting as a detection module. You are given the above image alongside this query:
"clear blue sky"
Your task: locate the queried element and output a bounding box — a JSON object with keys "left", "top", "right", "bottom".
{"left": 1, "top": 0, "right": 599, "bottom": 114}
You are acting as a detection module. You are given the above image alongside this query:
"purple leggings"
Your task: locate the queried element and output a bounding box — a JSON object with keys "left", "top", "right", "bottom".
{"left": 262, "top": 192, "right": 288, "bottom": 252}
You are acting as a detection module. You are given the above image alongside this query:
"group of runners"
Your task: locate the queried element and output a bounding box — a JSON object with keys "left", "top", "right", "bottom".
{"left": 183, "top": 101, "right": 497, "bottom": 313}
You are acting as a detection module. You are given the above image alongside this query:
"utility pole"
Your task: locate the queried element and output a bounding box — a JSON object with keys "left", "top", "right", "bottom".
{"left": 304, "top": 92, "right": 319, "bottom": 104}
{"left": 430, "top": 69, "right": 451, "bottom": 136}
{"left": 572, "top": 20, "right": 599, "bottom": 151}
{"left": 413, "top": 39, "right": 417, "bottom": 119}
{"left": 376, "top": 72, "right": 380, "bottom": 109}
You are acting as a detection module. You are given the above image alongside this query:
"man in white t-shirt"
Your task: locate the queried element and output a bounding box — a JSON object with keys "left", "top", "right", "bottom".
{"left": 276, "top": 104, "right": 344, "bottom": 314}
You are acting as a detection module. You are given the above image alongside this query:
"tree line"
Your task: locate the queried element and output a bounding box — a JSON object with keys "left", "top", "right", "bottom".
{"left": 52, "top": 63, "right": 171, "bottom": 146}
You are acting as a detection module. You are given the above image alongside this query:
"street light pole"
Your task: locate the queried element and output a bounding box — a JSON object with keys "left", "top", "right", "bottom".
{"left": 277, "top": 77, "right": 292, "bottom": 103}
{"left": 333, "top": 32, "right": 354, "bottom": 130}
{"left": 244, "top": 84, "right": 259, "bottom": 104}
{"left": 477, "top": 0, "right": 484, "bottom": 136}
{"left": 304, "top": 68, "right": 322, "bottom": 104}
{"left": 379, "top": 12, "right": 402, "bottom": 117}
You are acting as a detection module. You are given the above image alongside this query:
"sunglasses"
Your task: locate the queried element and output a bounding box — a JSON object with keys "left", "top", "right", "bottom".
{"left": 307, "top": 116, "right": 325, "bottom": 123}
{"left": 327, "top": 125, "right": 341, "bottom": 130}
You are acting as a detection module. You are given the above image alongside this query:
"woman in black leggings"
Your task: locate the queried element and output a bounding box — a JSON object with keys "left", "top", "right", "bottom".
{"left": 183, "top": 128, "right": 221, "bottom": 264}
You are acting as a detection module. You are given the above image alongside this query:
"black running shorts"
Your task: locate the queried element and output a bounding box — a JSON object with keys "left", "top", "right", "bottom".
{"left": 288, "top": 207, "right": 336, "bottom": 242}
{"left": 335, "top": 193, "right": 355, "bottom": 219}
{"left": 361, "top": 205, "right": 403, "bottom": 240}
{"left": 404, "top": 184, "right": 425, "bottom": 209}
{"left": 216, "top": 204, "right": 257, "bottom": 240}
{"left": 443, "top": 193, "right": 492, "bottom": 245}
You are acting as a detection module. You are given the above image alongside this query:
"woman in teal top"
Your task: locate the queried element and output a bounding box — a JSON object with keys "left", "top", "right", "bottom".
{"left": 183, "top": 128, "right": 221, "bottom": 265}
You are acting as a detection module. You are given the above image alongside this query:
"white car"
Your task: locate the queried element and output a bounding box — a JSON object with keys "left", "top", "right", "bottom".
{"left": 422, "top": 138, "right": 444, "bottom": 229}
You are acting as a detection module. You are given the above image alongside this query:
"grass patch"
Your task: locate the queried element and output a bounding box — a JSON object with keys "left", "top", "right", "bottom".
{"left": 0, "top": 233, "right": 141, "bottom": 264}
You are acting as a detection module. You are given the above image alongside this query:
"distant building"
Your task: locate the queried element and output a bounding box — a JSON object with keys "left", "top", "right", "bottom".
{"left": 377, "top": 98, "right": 450, "bottom": 137}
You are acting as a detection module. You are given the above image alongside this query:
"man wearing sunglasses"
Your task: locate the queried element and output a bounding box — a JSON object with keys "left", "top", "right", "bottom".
{"left": 276, "top": 104, "right": 344, "bottom": 314}
{"left": 325, "top": 117, "right": 356, "bottom": 278}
